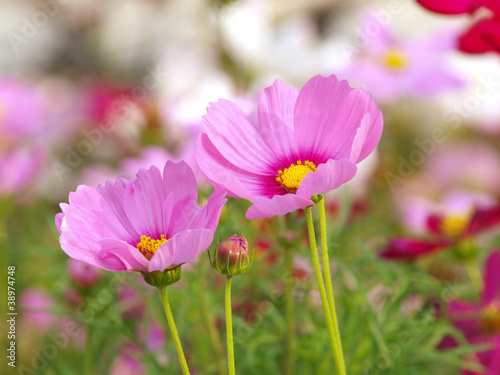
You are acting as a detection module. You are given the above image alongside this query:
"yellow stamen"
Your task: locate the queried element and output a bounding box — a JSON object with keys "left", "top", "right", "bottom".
{"left": 384, "top": 49, "right": 407, "bottom": 70}
{"left": 441, "top": 214, "right": 470, "bottom": 237}
{"left": 137, "top": 234, "right": 167, "bottom": 260}
{"left": 480, "top": 305, "right": 500, "bottom": 334}
{"left": 276, "top": 160, "right": 317, "bottom": 193}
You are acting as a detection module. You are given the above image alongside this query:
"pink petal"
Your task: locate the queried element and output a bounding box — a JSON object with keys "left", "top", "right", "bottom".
{"left": 97, "top": 239, "right": 149, "bottom": 272}
{"left": 189, "top": 184, "right": 227, "bottom": 232}
{"left": 123, "top": 179, "right": 159, "bottom": 239}
{"left": 164, "top": 193, "right": 200, "bottom": 237}
{"left": 296, "top": 158, "right": 357, "bottom": 199}
{"left": 203, "top": 99, "right": 277, "bottom": 174}
{"left": 66, "top": 185, "right": 137, "bottom": 244}
{"left": 149, "top": 229, "right": 214, "bottom": 272}
{"left": 293, "top": 74, "right": 377, "bottom": 163}
{"left": 416, "top": 0, "right": 473, "bottom": 14}
{"left": 348, "top": 109, "right": 384, "bottom": 164}
{"left": 97, "top": 177, "right": 139, "bottom": 239}
{"left": 379, "top": 238, "right": 452, "bottom": 259}
{"left": 486, "top": 338, "right": 500, "bottom": 375}
{"left": 459, "top": 19, "right": 498, "bottom": 54}
{"left": 162, "top": 160, "right": 198, "bottom": 202}
{"left": 197, "top": 134, "right": 267, "bottom": 202}
{"left": 257, "top": 79, "right": 300, "bottom": 166}
{"left": 448, "top": 299, "right": 481, "bottom": 337}
{"left": 466, "top": 204, "right": 500, "bottom": 236}
{"left": 482, "top": 251, "right": 500, "bottom": 306}
{"left": 427, "top": 214, "right": 445, "bottom": 235}
{"left": 246, "top": 194, "right": 314, "bottom": 220}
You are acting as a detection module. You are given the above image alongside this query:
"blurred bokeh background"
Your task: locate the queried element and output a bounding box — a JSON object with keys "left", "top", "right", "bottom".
{"left": 2, "top": 0, "right": 500, "bottom": 374}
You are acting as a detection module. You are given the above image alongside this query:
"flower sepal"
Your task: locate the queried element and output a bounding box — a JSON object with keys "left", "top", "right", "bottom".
{"left": 140, "top": 265, "right": 182, "bottom": 287}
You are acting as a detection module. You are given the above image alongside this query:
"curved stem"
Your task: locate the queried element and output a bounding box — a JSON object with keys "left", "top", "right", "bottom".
{"left": 284, "top": 248, "right": 295, "bottom": 375}
{"left": 225, "top": 276, "right": 236, "bottom": 375}
{"left": 318, "top": 196, "right": 345, "bottom": 363}
{"left": 305, "top": 206, "right": 346, "bottom": 375}
{"left": 158, "top": 286, "right": 190, "bottom": 375}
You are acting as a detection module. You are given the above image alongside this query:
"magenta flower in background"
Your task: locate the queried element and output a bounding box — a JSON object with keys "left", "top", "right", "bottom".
{"left": 197, "top": 74, "right": 383, "bottom": 219}
{"left": 446, "top": 251, "right": 500, "bottom": 374}
{"left": 338, "top": 15, "right": 463, "bottom": 103}
{"left": 399, "top": 190, "right": 495, "bottom": 236}
{"left": 380, "top": 192, "right": 500, "bottom": 259}
{"left": 416, "top": 0, "right": 500, "bottom": 54}
{"left": 56, "top": 161, "right": 226, "bottom": 274}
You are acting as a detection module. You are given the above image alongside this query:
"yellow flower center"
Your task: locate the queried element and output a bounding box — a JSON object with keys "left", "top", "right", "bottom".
{"left": 384, "top": 49, "right": 407, "bottom": 70}
{"left": 276, "top": 160, "right": 317, "bottom": 193}
{"left": 441, "top": 214, "right": 470, "bottom": 237}
{"left": 480, "top": 305, "right": 500, "bottom": 334}
{"left": 137, "top": 234, "right": 167, "bottom": 260}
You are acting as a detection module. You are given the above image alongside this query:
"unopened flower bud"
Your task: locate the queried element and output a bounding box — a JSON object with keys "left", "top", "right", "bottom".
{"left": 210, "top": 234, "right": 253, "bottom": 276}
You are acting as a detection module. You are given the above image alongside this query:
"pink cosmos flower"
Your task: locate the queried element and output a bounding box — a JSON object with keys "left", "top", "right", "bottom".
{"left": 446, "top": 251, "right": 500, "bottom": 374}
{"left": 197, "top": 74, "right": 383, "bottom": 219}
{"left": 380, "top": 193, "right": 500, "bottom": 259}
{"left": 56, "top": 161, "right": 226, "bottom": 274}
{"left": 338, "top": 15, "right": 463, "bottom": 102}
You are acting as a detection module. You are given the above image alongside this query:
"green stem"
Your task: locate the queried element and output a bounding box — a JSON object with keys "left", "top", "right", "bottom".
{"left": 198, "top": 264, "right": 227, "bottom": 375}
{"left": 318, "top": 196, "right": 346, "bottom": 364}
{"left": 284, "top": 248, "right": 295, "bottom": 375}
{"left": 85, "top": 326, "right": 93, "bottom": 375}
{"left": 305, "top": 206, "right": 346, "bottom": 375}
{"left": 158, "top": 287, "right": 190, "bottom": 375}
{"left": 225, "top": 276, "right": 236, "bottom": 375}
{"left": 465, "top": 259, "right": 483, "bottom": 291}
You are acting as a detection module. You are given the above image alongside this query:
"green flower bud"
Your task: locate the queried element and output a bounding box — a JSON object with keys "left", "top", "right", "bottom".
{"left": 209, "top": 234, "right": 254, "bottom": 276}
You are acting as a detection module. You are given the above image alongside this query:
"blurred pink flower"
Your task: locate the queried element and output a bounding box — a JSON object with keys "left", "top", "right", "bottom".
{"left": 68, "top": 258, "right": 102, "bottom": 288}
{"left": 83, "top": 81, "right": 132, "bottom": 125}
{"left": 400, "top": 190, "right": 495, "bottom": 235}
{"left": 446, "top": 251, "right": 500, "bottom": 374}
{"left": 338, "top": 15, "right": 464, "bottom": 102}
{"left": 0, "top": 147, "right": 45, "bottom": 197}
{"left": 117, "top": 286, "right": 147, "bottom": 320}
{"left": 0, "top": 77, "right": 49, "bottom": 138}
{"left": 120, "top": 147, "right": 174, "bottom": 178}
{"left": 110, "top": 347, "right": 145, "bottom": 375}
{"left": 197, "top": 75, "right": 383, "bottom": 219}
{"left": 56, "top": 161, "right": 226, "bottom": 274}
{"left": 381, "top": 193, "right": 500, "bottom": 259}
{"left": 138, "top": 321, "right": 166, "bottom": 352}
{"left": 20, "top": 288, "right": 55, "bottom": 333}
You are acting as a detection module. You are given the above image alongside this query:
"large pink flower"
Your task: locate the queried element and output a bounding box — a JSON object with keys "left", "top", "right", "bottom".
{"left": 197, "top": 75, "right": 383, "bottom": 219}
{"left": 56, "top": 161, "right": 226, "bottom": 273}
